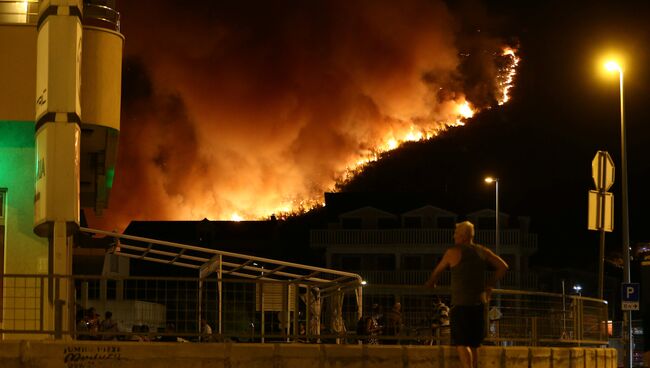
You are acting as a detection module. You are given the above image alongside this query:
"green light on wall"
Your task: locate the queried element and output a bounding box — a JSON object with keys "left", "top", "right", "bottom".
{"left": 105, "top": 167, "right": 115, "bottom": 189}
{"left": 0, "top": 121, "right": 34, "bottom": 148}
{"left": 0, "top": 121, "right": 35, "bottom": 183}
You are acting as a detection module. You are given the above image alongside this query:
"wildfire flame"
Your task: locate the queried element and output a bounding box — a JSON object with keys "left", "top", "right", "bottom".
{"left": 254, "top": 48, "right": 520, "bottom": 221}
{"left": 313, "top": 47, "right": 520, "bottom": 217}
{"left": 497, "top": 47, "right": 520, "bottom": 105}
{"left": 276, "top": 46, "right": 519, "bottom": 218}
{"left": 91, "top": 35, "right": 521, "bottom": 228}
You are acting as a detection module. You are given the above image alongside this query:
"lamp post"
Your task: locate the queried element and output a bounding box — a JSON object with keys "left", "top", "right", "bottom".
{"left": 604, "top": 60, "right": 632, "bottom": 368}
{"left": 484, "top": 177, "right": 500, "bottom": 256}
{"left": 573, "top": 284, "right": 582, "bottom": 297}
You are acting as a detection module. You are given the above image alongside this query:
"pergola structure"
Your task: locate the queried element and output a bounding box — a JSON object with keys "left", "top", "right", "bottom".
{"left": 80, "top": 227, "right": 363, "bottom": 339}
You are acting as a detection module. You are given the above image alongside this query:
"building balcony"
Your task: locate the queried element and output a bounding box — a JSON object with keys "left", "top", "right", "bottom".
{"left": 310, "top": 229, "right": 537, "bottom": 253}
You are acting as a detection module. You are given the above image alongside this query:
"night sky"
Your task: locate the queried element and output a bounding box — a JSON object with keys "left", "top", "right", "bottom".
{"left": 89, "top": 0, "right": 650, "bottom": 271}
{"left": 343, "top": 0, "right": 650, "bottom": 269}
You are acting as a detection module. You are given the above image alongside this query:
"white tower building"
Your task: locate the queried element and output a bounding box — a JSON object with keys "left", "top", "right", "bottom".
{"left": 0, "top": 0, "right": 123, "bottom": 339}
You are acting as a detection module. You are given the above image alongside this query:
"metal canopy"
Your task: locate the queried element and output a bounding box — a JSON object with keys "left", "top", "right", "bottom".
{"left": 79, "top": 227, "right": 362, "bottom": 289}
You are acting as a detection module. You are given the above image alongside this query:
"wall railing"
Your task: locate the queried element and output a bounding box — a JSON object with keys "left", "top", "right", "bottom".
{"left": 1, "top": 274, "right": 605, "bottom": 347}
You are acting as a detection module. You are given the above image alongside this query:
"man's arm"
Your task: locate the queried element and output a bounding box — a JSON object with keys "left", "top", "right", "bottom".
{"left": 484, "top": 248, "right": 509, "bottom": 289}
{"left": 425, "top": 249, "right": 453, "bottom": 288}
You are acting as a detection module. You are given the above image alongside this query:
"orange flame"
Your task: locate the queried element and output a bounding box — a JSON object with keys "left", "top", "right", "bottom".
{"left": 255, "top": 47, "right": 520, "bottom": 219}
{"left": 497, "top": 47, "right": 520, "bottom": 105}
{"left": 92, "top": 43, "right": 521, "bottom": 227}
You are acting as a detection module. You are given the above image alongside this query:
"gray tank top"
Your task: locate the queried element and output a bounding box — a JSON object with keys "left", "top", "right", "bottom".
{"left": 451, "top": 243, "right": 487, "bottom": 306}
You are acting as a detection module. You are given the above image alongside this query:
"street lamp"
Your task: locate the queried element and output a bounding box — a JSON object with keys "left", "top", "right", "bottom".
{"left": 573, "top": 284, "right": 582, "bottom": 296}
{"left": 604, "top": 59, "right": 632, "bottom": 368}
{"left": 484, "top": 177, "right": 500, "bottom": 256}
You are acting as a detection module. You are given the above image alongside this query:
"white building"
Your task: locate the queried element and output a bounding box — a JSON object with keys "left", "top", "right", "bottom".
{"left": 310, "top": 202, "right": 538, "bottom": 290}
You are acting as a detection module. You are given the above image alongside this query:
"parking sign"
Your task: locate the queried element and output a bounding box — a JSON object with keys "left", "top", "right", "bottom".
{"left": 621, "top": 283, "right": 640, "bottom": 311}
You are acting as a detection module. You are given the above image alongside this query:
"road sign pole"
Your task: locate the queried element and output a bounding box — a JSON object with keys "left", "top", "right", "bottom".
{"left": 598, "top": 157, "right": 607, "bottom": 300}
{"left": 592, "top": 151, "right": 614, "bottom": 300}
{"left": 598, "top": 222, "right": 605, "bottom": 299}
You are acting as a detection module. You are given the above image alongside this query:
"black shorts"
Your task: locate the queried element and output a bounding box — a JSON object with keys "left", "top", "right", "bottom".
{"left": 450, "top": 304, "right": 485, "bottom": 347}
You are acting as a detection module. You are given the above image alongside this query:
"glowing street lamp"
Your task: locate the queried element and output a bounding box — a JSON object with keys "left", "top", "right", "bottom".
{"left": 484, "top": 177, "right": 500, "bottom": 256}
{"left": 573, "top": 284, "right": 582, "bottom": 296}
{"left": 603, "top": 58, "right": 632, "bottom": 368}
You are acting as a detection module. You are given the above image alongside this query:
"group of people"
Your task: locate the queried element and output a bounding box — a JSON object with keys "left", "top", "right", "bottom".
{"left": 355, "top": 298, "right": 450, "bottom": 345}
{"left": 356, "top": 302, "right": 403, "bottom": 344}
{"left": 76, "top": 307, "right": 118, "bottom": 340}
{"left": 75, "top": 306, "right": 195, "bottom": 342}
{"left": 72, "top": 219, "right": 504, "bottom": 368}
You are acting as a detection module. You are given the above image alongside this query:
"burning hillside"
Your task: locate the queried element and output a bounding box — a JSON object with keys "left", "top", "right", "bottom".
{"left": 88, "top": 0, "right": 520, "bottom": 230}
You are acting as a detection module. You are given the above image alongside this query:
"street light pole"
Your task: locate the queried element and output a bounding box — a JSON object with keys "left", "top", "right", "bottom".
{"left": 484, "top": 177, "right": 500, "bottom": 256}
{"left": 495, "top": 179, "right": 500, "bottom": 257}
{"left": 605, "top": 60, "right": 632, "bottom": 368}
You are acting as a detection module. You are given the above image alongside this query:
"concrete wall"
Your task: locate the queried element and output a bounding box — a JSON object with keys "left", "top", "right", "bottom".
{"left": 0, "top": 122, "right": 49, "bottom": 275}
{"left": 0, "top": 25, "right": 37, "bottom": 121}
{"left": 0, "top": 341, "right": 617, "bottom": 368}
{"left": 0, "top": 121, "right": 50, "bottom": 337}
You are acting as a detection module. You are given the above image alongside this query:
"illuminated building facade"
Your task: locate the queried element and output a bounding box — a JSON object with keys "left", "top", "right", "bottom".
{"left": 0, "top": 0, "right": 122, "bottom": 338}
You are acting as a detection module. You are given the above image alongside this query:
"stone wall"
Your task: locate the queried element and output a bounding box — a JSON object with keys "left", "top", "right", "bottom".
{"left": 0, "top": 341, "right": 616, "bottom": 368}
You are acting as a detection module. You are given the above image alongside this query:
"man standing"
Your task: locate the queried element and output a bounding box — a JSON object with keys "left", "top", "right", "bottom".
{"left": 384, "top": 302, "right": 403, "bottom": 344}
{"left": 425, "top": 221, "right": 509, "bottom": 368}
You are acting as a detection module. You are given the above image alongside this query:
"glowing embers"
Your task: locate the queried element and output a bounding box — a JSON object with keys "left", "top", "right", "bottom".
{"left": 458, "top": 101, "right": 474, "bottom": 119}
{"left": 497, "top": 47, "right": 520, "bottom": 105}
{"left": 343, "top": 97, "right": 477, "bottom": 182}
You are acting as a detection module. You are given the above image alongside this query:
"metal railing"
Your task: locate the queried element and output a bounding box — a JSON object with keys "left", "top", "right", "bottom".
{"left": 360, "top": 285, "right": 608, "bottom": 346}
{"left": 357, "top": 270, "right": 539, "bottom": 290}
{"left": 310, "top": 229, "right": 537, "bottom": 251}
{"left": 83, "top": 1, "right": 120, "bottom": 32}
{"left": 1, "top": 274, "right": 606, "bottom": 347}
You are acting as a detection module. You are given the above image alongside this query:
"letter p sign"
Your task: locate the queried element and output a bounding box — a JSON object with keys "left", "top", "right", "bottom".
{"left": 621, "top": 283, "right": 640, "bottom": 311}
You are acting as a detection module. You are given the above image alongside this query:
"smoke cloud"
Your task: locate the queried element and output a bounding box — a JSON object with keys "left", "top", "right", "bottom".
{"left": 88, "top": 0, "right": 510, "bottom": 230}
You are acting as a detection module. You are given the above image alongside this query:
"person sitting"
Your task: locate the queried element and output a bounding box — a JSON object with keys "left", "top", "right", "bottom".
{"left": 99, "top": 311, "right": 118, "bottom": 340}
{"left": 384, "top": 302, "right": 403, "bottom": 345}
{"left": 158, "top": 323, "right": 180, "bottom": 342}
{"left": 200, "top": 319, "right": 213, "bottom": 342}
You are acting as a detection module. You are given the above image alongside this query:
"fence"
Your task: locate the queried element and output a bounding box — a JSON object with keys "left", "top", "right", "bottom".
{"left": 357, "top": 270, "right": 538, "bottom": 290}
{"left": 1, "top": 274, "right": 607, "bottom": 346}
{"left": 310, "top": 229, "right": 537, "bottom": 251}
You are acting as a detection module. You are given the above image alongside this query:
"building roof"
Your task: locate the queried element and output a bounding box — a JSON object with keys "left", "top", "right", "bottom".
{"left": 340, "top": 206, "right": 397, "bottom": 219}
{"left": 401, "top": 205, "right": 457, "bottom": 218}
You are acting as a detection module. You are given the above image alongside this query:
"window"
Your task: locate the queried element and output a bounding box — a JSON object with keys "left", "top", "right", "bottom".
{"left": 341, "top": 218, "right": 362, "bottom": 229}
{"left": 403, "top": 217, "right": 422, "bottom": 228}
{"left": 340, "top": 256, "right": 362, "bottom": 271}
{"left": 376, "top": 254, "right": 395, "bottom": 271}
{"left": 478, "top": 217, "right": 495, "bottom": 229}
{"left": 436, "top": 216, "right": 455, "bottom": 228}
{"left": 402, "top": 255, "right": 421, "bottom": 270}
{"left": 377, "top": 218, "right": 398, "bottom": 229}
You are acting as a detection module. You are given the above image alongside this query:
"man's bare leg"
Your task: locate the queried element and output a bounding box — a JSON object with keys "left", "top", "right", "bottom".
{"left": 471, "top": 347, "right": 478, "bottom": 368}
{"left": 456, "top": 346, "right": 472, "bottom": 368}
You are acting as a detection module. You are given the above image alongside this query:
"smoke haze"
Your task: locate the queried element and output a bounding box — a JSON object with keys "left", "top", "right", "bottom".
{"left": 88, "top": 0, "right": 512, "bottom": 230}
